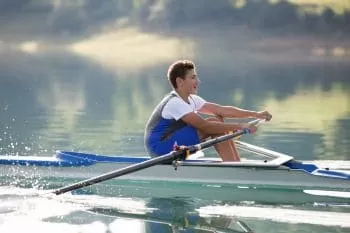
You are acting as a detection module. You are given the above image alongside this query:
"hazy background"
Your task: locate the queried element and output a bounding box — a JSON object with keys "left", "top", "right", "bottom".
{"left": 1, "top": 1, "right": 350, "bottom": 233}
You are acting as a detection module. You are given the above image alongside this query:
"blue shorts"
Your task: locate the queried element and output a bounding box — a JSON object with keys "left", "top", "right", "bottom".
{"left": 149, "top": 125, "right": 201, "bottom": 157}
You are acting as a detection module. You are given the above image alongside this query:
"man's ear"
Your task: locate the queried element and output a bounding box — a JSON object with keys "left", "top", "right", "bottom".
{"left": 175, "top": 77, "right": 183, "bottom": 87}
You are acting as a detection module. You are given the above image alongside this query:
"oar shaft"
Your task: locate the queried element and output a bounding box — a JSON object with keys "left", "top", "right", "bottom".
{"left": 198, "top": 118, "right": 262, "bottom": 150}
{"left": 53, "top": 150, "right": 183, "bottom": 195}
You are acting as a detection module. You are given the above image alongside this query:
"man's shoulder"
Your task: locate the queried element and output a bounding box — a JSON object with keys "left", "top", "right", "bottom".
{"left": 163, "top": 95, "right": 191, "bottom": 112}
{"left": 162, "top": 94, "right": 193, "bottom": 119}
{"left": 189, "top": 94, "right": 206, "bottom": 102}
{"left": 189, "top": 94, "right": 202, "bottom": 98}
{"left": 166, "top": 95, "right": 185, "bottom": 106}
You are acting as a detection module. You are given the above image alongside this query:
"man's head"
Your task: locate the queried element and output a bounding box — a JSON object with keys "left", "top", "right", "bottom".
{"left": 167, "top": 60, "right": 200, "bottom": 94}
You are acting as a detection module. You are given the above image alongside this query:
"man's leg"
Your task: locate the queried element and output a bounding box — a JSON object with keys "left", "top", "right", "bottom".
{"left": 198, "top": 117, "right": 240, "bottom": 161}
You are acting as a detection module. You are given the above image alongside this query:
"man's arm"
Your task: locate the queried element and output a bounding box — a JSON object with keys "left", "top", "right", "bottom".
{"left": 198, "top": 102, "right": 261, "bottom": 118}
{"left": 181, "top": 112, "right": 255, "bottom": 135}
{"left": 198, "top": 102, "right": 272, "bottom": 121}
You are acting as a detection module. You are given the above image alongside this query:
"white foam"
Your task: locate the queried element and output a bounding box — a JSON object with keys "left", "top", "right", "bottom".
{"left": 58, "top": 194, "right": 154, "bottom": 215}
{"left": 198, "top": 205, "right": 350, "bottom": 227}
{"left": 0, "top": 218, "right": 109, "bottom": 233}
{"left": 304, "top": 190, "right": 350, "bottom": 198}
{"left": 109, "top": 219, "right": 146, "bottom": 233}
{"left": 0, "top": 187, "right": 151, "bottom": 233}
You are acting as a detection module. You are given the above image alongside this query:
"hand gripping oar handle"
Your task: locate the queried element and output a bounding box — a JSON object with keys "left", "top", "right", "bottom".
{"left": 53, "top": 118, "right": 263, "bottom": 195}
{"left": 195, "top": 118, "right": 263, "bottom": 151}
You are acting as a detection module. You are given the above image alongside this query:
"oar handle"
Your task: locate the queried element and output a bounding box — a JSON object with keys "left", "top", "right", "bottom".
{"left": 196, "top": 118, "right": 264, "bottom": 151}
{"left": 248, "top": 118, "right": 265, "bottom": 126}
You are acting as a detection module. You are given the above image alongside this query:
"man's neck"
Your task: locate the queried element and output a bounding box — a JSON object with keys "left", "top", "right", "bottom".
{"left": 173, "top": 89, "right": 190, "bottom": 103}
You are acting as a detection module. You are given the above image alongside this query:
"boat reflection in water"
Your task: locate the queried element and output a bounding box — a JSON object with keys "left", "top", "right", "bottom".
{"left": 88, "top": 197, "right": 254, "bottom": 233}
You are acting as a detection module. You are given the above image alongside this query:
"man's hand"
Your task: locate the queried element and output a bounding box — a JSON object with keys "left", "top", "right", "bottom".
{"left": 256, "top": 111, "right": 272, "bottom": 121}
{"left": 241, "top": 124, "right": 258, "bottom": 134}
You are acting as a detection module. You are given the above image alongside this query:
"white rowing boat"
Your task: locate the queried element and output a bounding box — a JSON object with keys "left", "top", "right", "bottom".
{"left": 1, "top": 140, "right": 349, "bottom": 191}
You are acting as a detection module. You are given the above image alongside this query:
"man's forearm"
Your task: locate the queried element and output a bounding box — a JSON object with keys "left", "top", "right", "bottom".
{"left": 219, "top": 106, "right": 258, "bottom": 118}
{"left": 198, "top": 120, "right": 243, "bottom": 135}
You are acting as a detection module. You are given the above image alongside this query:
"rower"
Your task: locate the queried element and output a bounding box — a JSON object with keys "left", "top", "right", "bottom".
{"left": 144, "top": 60, "right": 272, "bottom": 161}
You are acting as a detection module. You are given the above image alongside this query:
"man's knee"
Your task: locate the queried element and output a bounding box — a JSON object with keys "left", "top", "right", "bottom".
{"left": 198, "top": 116, "right": 222, "bottom": 140}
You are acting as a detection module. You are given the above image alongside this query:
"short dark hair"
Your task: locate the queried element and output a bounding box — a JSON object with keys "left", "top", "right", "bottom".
{"left": 167, "top": 60, "right": 195, "bottom": 88}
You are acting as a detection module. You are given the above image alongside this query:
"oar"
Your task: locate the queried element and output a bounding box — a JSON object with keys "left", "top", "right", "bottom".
{"left": 53, "top": 119, "right": 262, "bottom": 195}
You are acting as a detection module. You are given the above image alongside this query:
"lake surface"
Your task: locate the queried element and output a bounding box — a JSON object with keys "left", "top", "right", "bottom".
{"left": 0, "top": 30, "right": 350, "bottom": 232}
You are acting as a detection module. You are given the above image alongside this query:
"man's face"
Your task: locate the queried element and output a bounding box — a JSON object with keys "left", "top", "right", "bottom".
{"left": 178, "top": 69, "right": 200, "bottom": 94}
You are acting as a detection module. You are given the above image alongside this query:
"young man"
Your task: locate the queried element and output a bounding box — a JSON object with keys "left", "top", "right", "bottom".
{"left": 144, "top": 60, "right": 272, "bottom": 161}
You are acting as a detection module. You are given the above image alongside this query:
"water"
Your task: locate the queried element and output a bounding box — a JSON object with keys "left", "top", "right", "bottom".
{"left": 1, "top": 20, "right": 350, "bottom": 233}
{"left": 1, "top": 185, "right": 350, "bottom": 233}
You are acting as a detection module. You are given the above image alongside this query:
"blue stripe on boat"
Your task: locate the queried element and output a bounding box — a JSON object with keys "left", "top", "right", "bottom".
{"left": 56, "top": 151, "right": 148, "bottom": 163}
{"left": 0, "top": 155, "right": 94, "bottom": 167}
{"left": 284, "top": 161, "right": 350, "bottom": 180}
{"left": 315, "top": 169, "right": 350, "bottom": 180}
{"left": 284, "top": 161, "right": 317, "bottom": 172}
{"left": 0, "top": 151, "right": 148, "bottom": 167}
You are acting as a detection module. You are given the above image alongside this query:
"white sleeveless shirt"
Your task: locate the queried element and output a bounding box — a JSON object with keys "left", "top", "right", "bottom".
{"left": 161, "top": 91, "right": 206, "bottom": 120}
